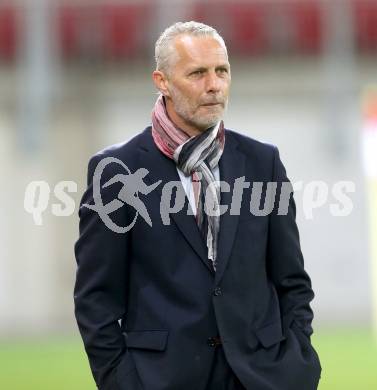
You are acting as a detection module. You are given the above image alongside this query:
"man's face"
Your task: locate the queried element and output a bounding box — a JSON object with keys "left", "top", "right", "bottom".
{"left": 164, "top": 34, "right": 231, "bottom": 134}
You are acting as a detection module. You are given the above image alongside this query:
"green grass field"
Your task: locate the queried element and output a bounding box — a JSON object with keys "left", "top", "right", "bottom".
{"left": 1, "top": 329, "right": 376, "bottom": 389}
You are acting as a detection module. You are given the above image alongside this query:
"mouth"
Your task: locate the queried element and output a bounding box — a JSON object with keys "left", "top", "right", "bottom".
{"left": 201, "top": 103, "right": 222, "bottom": 107}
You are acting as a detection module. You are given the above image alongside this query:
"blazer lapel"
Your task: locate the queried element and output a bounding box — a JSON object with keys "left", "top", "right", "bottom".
{"left": 138, "top": 129, "right": 212, "bottom": 273}
{"left": 137, "top": 127, "right": 247, "bottom": 280}
{"left": 215, "top": 133, "right": 246, "bottom": 284}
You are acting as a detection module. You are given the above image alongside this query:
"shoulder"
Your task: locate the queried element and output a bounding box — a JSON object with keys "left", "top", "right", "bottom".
{"left": 225, "top": 128, "right": 289, "bottom": 182}
{"left": 92, "top": 127, "right": 151, "bottom": 161}
{"left": 85, "top": 127, "right": 151, "bottom": 180}
{"left": 225, "top": 128, "right": 278, "bottom": 161}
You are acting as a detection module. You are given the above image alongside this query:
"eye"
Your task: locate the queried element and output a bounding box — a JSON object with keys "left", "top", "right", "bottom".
{"left": 191, "top": 70, "right": 204, "bottom": 76}
{"left": 217, "top": 68, "right": 228, "bottom": 74}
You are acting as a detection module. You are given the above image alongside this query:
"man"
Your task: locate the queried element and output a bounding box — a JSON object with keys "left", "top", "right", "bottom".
{"left": 74, "top": 21, "right": 321, "bottom": 390}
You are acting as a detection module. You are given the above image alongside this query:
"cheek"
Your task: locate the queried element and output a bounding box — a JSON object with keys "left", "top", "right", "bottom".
{"left": 189, "top": 82, "right": 204, "bottom": 96}
{"left": 186, "top": 87, "right": 203, "bottom": 107}
{"left": 221, "top": 78, "right": 231, "bottom": 92}
{"left": 175, "top": 81, "right": 206, "bottom": 110}
{"left": 177, "top": 82, "right": 197, "bottom": 99}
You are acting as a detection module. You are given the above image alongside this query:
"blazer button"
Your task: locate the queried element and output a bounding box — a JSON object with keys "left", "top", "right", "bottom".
{"left": 207, "top": 336, "right": 222, "bottom": 347}
{"left": 207, "top": 337, "right": 216, "bottom": 347}
{"left": 213, "top": 287, "right": 222, "bottom": 296}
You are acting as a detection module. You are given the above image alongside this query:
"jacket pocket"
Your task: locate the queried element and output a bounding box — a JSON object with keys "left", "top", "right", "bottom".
{"left": 254, "top": 320, "right": 286, "bottom": 348}
{"left": 123, "top": 329, "right": 169, "bottom": 351}
{"left": 115, "top": 350, "right": 142, "bottom": 390}
{"left": 291, "top": 321, "right": 322, "bottom": 373}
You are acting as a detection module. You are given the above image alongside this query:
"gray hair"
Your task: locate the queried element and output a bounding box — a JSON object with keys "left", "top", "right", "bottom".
{"left": 155, "top": 21, "right": 228, "bottom": 77}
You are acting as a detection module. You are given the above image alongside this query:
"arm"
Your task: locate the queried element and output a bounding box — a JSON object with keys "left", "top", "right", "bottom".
{"left": 267, "top": 146, "right": 315, "bottom": 338}
{"left": 74, "top": 154, "right": 130, "bottom": 389}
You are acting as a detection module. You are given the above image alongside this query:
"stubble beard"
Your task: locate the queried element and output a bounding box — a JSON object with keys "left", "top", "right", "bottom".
{"left": 168, "top": 85, "right": 227, "bottom": 132}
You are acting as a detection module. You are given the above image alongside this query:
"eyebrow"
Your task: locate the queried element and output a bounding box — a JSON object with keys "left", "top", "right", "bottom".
{"left": 188, "top": 64, "right": 230, "bottom": 74}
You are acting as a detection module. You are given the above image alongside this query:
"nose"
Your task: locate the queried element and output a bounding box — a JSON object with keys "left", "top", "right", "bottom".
{"left": 205, "top": 71, "right": 221, "bottom": 94}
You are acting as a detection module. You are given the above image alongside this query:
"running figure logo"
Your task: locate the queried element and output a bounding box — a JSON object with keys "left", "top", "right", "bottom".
{"left": 83, "top": 157, "right": 161, "bottom": 233}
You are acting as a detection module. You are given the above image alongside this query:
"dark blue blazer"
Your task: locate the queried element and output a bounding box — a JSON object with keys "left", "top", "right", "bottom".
{"left": 74, "top": 127, "right": 321, "bottom": 390}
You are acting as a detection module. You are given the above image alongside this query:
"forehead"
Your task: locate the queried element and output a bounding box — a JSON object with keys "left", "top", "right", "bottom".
{"left": 172, "top": 34, "right": 229, "bottom": 69}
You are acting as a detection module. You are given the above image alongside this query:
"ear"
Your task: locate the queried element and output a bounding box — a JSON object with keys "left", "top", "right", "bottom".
{"left": 152, "top": 70, "right": 171, "bottom": 97}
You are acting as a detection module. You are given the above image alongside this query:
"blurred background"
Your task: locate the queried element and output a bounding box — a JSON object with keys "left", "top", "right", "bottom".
{"left": 0, "top": 0, "right": 376, "bottom": 388}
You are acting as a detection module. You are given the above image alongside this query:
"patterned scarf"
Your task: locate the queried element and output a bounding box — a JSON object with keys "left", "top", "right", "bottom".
{"left": 151, "top": 94, "right": 225, "bottom": 271}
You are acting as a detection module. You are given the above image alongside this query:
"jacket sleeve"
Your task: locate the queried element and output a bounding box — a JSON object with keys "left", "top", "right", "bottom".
{"left": 74, "top": 154, "right": 130, "bottom": 389}
{"left": 267, "top": 146, "right": 315, "bottom": 338}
